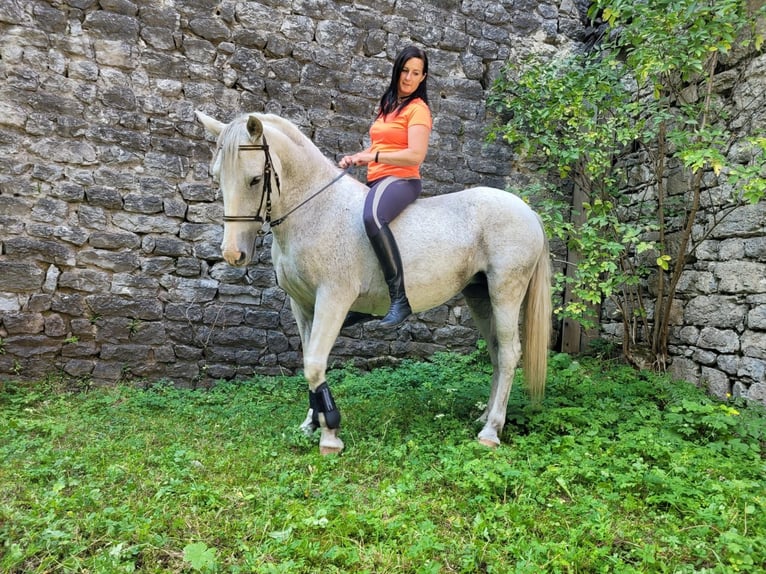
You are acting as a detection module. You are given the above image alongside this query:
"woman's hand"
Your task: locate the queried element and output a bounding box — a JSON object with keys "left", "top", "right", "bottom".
{"left": 339, "top": 151, "right": 373, "bottom": 168}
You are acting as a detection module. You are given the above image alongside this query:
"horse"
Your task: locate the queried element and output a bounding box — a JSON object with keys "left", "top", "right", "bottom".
{"left": 195, "top": 111, "right": 552, "bottom": 455}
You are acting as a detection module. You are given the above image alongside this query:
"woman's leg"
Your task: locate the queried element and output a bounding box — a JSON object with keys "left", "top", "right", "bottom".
{"left": 362, "top": 178, "right": 422, "bottom": 326}
{"left": 362, "top": 177, "right": 422, "bottom": 237}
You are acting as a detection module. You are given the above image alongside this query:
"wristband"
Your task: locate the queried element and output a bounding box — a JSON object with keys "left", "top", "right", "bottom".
{"left": 375, "top": 151, "right": 379, "bottom": 163}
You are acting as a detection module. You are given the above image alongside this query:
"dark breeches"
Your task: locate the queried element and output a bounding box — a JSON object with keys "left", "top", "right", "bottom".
{"left": 363, "top": 177, "right": 422, "bottom": 237}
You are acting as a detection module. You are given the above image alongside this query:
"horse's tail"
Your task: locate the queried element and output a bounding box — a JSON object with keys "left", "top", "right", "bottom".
{"left": 522, "top": 219, "right": 552, "bottom": 402}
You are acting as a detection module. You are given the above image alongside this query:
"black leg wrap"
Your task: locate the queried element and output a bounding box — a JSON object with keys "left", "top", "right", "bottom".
{"left": 308, "top": 388, "right": 320, "bottom": 428}
{"left": 310, "top": 382, "right": 341, "bottom": 429}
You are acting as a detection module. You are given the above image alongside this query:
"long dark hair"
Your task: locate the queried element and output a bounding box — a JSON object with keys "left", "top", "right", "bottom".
{"left": 377, "top": 45, "right": 429, "bottom": 119}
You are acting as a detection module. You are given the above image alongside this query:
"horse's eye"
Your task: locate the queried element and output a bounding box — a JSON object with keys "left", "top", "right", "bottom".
{"left": 250, "top": 176, "right": 261, "bottom": 187}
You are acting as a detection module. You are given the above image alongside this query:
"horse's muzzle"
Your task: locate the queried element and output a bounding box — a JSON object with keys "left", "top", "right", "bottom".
{"left": 223, "top": 249, "right": 248, "bottom": 266}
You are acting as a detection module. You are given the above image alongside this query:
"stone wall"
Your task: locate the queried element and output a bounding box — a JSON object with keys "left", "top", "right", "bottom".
{"left": 0, "top": 0, "right": 586, "bottom": 385}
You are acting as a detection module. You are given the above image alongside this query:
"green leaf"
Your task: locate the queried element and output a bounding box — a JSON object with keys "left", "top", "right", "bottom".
{"left": 656, "top": 255, "right": 671, "bottom": 271}
{"left": 183, "top": 542, "right": 218, "bottom": 572}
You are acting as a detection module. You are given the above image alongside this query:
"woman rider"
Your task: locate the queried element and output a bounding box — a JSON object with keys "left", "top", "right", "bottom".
{"left": 339, "top": 45, "right": 432, "bottom": 327}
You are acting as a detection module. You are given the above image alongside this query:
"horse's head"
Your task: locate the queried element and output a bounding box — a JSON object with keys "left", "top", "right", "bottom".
{"left": 196, "top": 111, "right": 279, "bottom": 266}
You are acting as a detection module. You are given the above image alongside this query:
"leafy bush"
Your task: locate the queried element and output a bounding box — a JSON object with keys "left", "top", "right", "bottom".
{"left": 489, "top": 0, "right": 766, "bottom": 368}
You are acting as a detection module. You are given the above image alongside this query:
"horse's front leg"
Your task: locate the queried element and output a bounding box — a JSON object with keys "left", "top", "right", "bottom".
{"left": 290, "top": 299, "right": 320, "bottom": 436}
{"left": 302, "top": 293, "right": 348, "bottom": 455}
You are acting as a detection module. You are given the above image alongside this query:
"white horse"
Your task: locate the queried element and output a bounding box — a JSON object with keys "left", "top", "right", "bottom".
{"left": 196, "top": 111, "right": 552, "bottom": 455}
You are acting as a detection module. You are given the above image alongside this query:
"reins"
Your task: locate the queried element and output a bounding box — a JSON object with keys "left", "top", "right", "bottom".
{"left": 227, "top": 138, "right": 350, "bottom": 233}
{"left": 269, "top": 168, "right": 350, "bottom": 228}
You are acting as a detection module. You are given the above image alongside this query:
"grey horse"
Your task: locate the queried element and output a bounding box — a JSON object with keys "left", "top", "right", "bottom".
{"left": 196, "top": 111, "right": 552, "bottom": 455}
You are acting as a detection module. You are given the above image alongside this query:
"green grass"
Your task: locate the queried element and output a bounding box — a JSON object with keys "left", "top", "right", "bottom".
{"left": 1, "top": 350, "right": 765, "bottom": 573}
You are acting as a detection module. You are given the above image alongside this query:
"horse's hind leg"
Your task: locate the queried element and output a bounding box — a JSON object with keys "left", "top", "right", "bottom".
{"left": 462, "top": 281, "right": 498, "bottom": 425}
{"left": 475, "top": 280, "right": 525, "bottom": 447}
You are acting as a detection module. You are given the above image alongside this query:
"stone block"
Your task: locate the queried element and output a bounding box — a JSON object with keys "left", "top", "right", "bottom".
{"left": 4, "top": 237, "right": 76, "bottom": 266}
{"left": 741, "top": 331, "right": 766, "bottom": 359}
{"left": 719, "top": 238, "right": 745, "bottom": 260}
{"left": 124, "top": 193, "right": 163, "bottom": 214}
{"left": 738, "top": 357, "right": 766, "bottom": 383}
{"left": 70, "top": 319, "right": 97, "bottom": 338}
{"left": 267, "top": 330, "right": 290, "bottom": 354}
{"left": 717, "top": 354, "right": 739, "bottom": 375}
{"left": 692, "top": 349, "right": 717, "bottom": 365}
{"left": 163, "top": 198, "right": 188, "bottom": 219}
{"left": 91, "top": 361, "right": 124, "bottom": 384}
{"left": 701, "top": 367, "right": 730, "bottom": 400}
{"left": 202, "top": 304, "right": 244, "bottom": 326}
{"left": 732, "top": 381, "right": 748, "bottom": 398}
{"left": 112, "top": 212, "right": 182, "bottom": 234}
{"left": 697, "top": 327, "right": 740, "bottom": 353}
{"left": 746, "top": 304, "right": 766, "bottom": 329}
{"left": 150, "top": 236, "right": 191, "bottom": 257}
{"left": 3, "top": 313, "right": 45, "bottom": 335}
{"left": 744, "top": 237, "right": 766, "bottom": 261}
{"left": 174, "top": 345, "right": 203, "bottom": 360}
{"left": 89, "top": 231, "right": 141, "bottom": 250}
{"left": 84, "top": 12, "right": 140, "bottom": 40}
{"left": 714, "top": 261, "right": 766, "bottom": 294}
{"left": 3, "top": 335, "right": 62, "bottom": 357}
{"left": 86, "top": 295, "right": 164, "bottom": 320}
{"left": 140, "top": 6, "right": 180, "bottom": 28}
{"left": 176, "top": 258, "right": 202, "bottom": 277}
{"left": 711, "top": 203, "right": 766, "bottom": 239}
{"left": 110, "top": 273, "right": 160, "bottom": 298}
{"left": 62, "top": 341, "right": 98, "bottom": 358}
{"left": 676, "top": 325, "right": 700, "bottom": 345}
{"left": 64, "top": 359, "right": 96, "bottom": 377}
{"left": 669, "top": 356, "right": 699, "bottom": 385}
{"left": 189, "top": 17, "right": 230, "bottom": 42}
{"left": 243, "top": 310, "right": 280, "bottom": 329}
{"left": 101, "top": 343, "right": 152, "bottom": 361}
{"left": 747, "top": 383, "right": 766, "bottom": 405}
{"left": 684, "top": 295, "right": 746, "bottom": 328}
{"left": 0, "top": 262, "right": 45, "bottom": 292}
{"left": 433, "top": 325, "right": 479, "bottom": 346}
{"left": 160, "top": 276, "right": 219, "bottom": 303}
{"left": 44, "top": 314, "right": 67, "bottom": 337}
{"left": 77, "top": 249, "right": 141, "bottom": 273}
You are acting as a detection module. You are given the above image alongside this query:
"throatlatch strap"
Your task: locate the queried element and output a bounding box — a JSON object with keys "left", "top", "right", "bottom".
{"left": 309, "top": 382, "right": 341, "bottom": 429}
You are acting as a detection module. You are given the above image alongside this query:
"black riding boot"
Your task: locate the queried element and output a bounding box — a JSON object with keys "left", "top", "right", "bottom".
{"left": 369, "top": 224, "right": 412, "bottom": 327}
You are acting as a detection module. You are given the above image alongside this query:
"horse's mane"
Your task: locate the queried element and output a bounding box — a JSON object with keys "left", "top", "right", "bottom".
{"left": 219, "top": 113, "right": 332, "bottom": 180}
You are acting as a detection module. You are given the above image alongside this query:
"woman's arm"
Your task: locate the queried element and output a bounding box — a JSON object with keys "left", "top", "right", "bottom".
{"left": 376, "top": 124, "right": 430, "bottom": 167}
{"left": 338, "top": 124, "right": 430, "bottom": 168}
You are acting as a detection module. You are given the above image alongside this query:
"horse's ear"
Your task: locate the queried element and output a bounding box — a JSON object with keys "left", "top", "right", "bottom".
{"left": 246, "top": 115, "right": 263, "bottom": 141}
{"left": 195, "top": 110, "right": 224, "bottom": 136}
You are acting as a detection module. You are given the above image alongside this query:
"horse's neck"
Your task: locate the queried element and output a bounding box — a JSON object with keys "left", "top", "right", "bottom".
{"left": 263, "top": 120, "right": 338, "bottom": 203}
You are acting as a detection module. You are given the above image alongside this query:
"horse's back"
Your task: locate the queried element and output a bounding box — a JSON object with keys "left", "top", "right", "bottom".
{"left": 383, "top": 186, "right": 545, "bottom": 311}
{"left": 394, "top": 186, "right": 544, "bottom": 259}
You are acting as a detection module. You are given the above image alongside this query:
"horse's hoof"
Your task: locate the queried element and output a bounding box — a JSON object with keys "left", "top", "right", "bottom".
{"left": 319, "top": 445, "right": 343, "bottom": 456}
{"left": 478, "top": 437, "right": 500, "bottom": 448}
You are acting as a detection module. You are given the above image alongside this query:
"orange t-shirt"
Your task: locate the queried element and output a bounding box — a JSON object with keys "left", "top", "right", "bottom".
{"left": 366, "top": 98, "right": 432, "bottom": 182}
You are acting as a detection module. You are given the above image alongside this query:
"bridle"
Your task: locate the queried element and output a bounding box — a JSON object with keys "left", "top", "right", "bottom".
{"left": 222, "top": 140, "right": 280, "bottom": 227}
{"left": 223, "top": 137, "right": 349, "bottom": 233}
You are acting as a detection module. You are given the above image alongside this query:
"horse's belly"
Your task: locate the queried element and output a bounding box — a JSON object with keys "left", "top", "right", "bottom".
{"left": 406, "top": 257, "right": 481, "bottom": 313}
